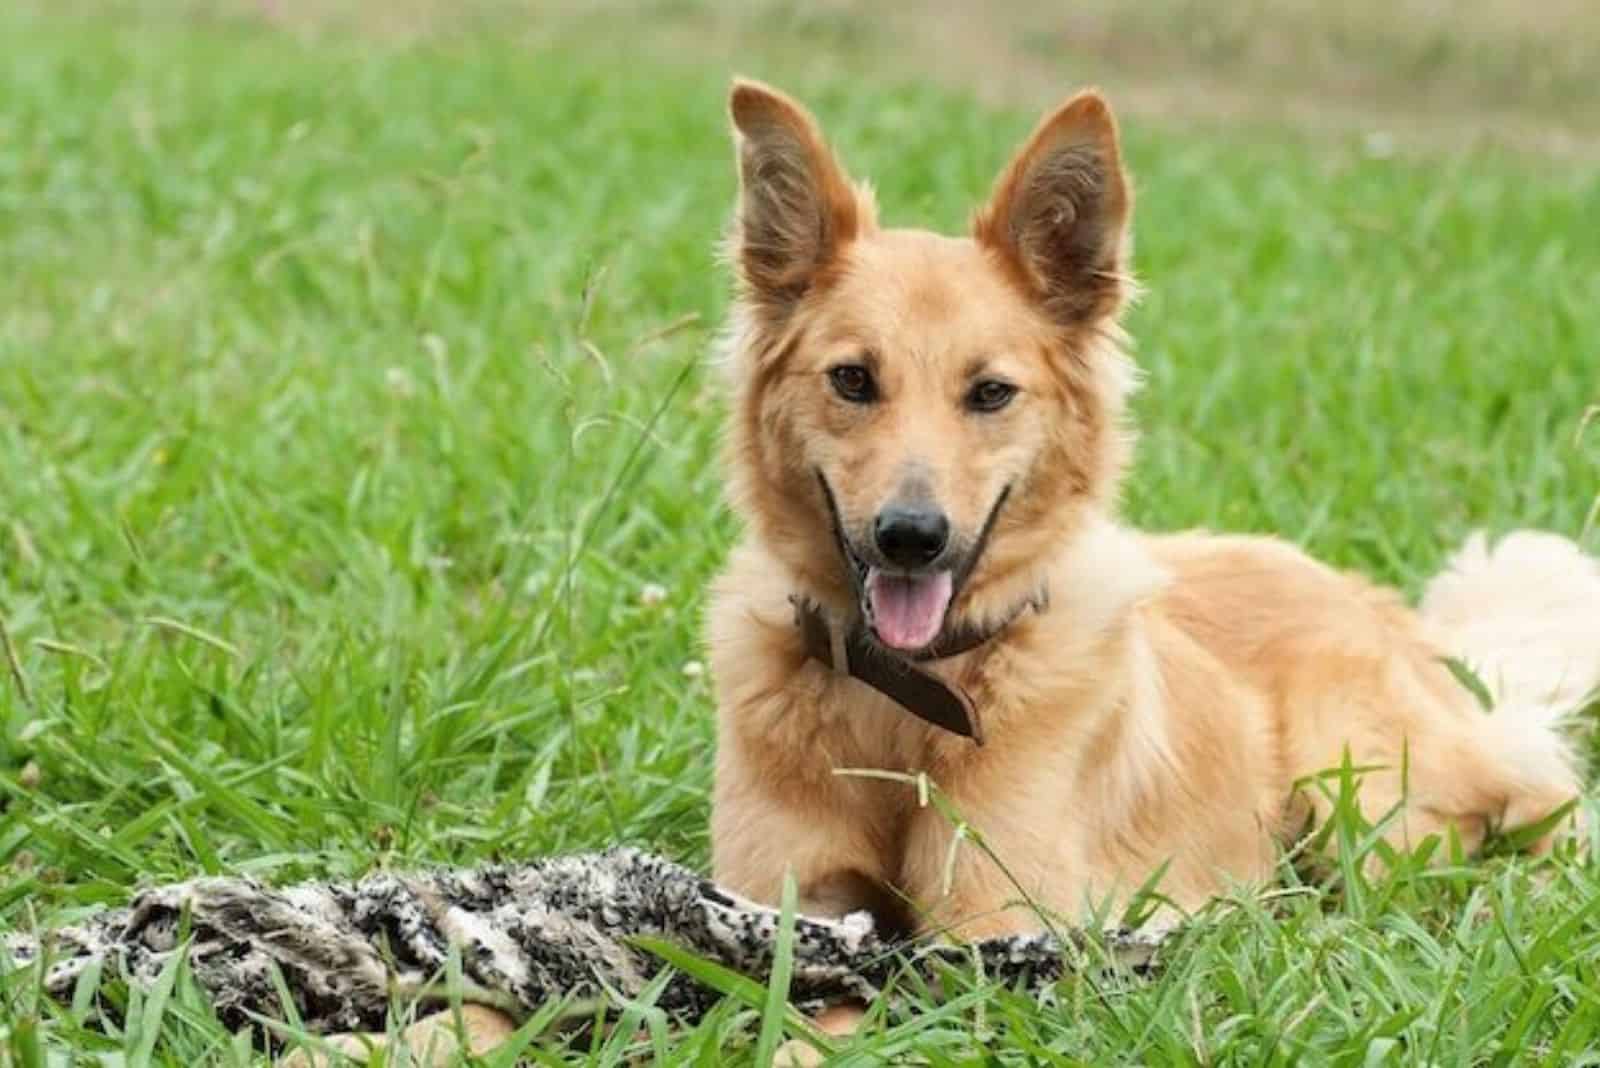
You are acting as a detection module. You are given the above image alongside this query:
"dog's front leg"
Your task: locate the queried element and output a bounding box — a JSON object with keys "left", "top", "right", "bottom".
{"left": 711, "top": 757, "right": 905, "bottom": 924}
{"left": 897, "top": 779, "right": 1088, "bottom": 940}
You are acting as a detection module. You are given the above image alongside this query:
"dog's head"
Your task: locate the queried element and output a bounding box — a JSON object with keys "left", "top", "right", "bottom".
{"left": 721, "top": 80, "right": 1138, "bottom": 652}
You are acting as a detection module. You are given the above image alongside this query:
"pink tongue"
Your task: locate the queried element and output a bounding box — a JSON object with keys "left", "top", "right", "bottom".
{"left": 867, "top": 570, "right": 954, "bottom": 651}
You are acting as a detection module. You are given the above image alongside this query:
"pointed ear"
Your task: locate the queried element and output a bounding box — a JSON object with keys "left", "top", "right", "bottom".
{"left": 973, "top": 91, "right": 1131, "bottom": 327}
{"left": 728, "top": 79, "right": 867, "bottom": 320}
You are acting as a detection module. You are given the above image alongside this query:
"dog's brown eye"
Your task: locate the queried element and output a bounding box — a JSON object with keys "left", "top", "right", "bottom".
{"left": 828, "top": 364, "right": 877, "bottom": 404}
{"left": 967, "top": 379, "right": 1018, "bottom": 412}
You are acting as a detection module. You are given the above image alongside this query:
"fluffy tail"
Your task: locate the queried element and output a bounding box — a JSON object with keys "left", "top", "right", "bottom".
{"left": 1422, "top": 529, "right": 1600, "bottom": 728}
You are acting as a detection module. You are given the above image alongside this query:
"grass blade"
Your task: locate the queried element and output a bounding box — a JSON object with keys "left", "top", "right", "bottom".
{"left": 753, "top": 872, "right": 799, "bottom": 1067}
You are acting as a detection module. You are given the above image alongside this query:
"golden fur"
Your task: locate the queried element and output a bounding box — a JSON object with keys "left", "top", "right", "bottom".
{"left": 707, "top": 80, "right": 1598, "bottom": 939}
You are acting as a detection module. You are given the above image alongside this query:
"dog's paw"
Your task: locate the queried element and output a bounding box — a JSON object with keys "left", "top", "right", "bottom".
{"left": 773, "top": 1002, "right": 866, "bottom": 1066}
{"left": 776, "top": 1038, "right": 827, "bottom": 1067}
{"left": 276, "top": 1004, "right": 517, "bottom": 1067}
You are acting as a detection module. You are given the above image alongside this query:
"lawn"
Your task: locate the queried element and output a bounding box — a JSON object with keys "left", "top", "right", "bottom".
{"left": 2, "top": 2, "right": 1598, "bottom": 1063}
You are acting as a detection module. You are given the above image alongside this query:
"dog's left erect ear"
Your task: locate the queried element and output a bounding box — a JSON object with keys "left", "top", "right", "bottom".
{"left": 727, "top": 79, "right": 868, "bottom": 321}
{"left": 974, "top": 91, "right": 1131, "bottom": 327}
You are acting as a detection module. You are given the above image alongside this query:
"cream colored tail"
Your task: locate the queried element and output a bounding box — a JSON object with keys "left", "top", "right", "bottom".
{"left": 1422, "top": 530, "right": 1600, "bottom": 728}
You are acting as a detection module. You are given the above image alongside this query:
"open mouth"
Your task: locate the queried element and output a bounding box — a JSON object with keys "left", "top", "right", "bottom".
{"left": 864, "top": 568, "right": 953, "bottom": 651}
{"left": 816, "top": 471, "right": 1013, "bottom": 656}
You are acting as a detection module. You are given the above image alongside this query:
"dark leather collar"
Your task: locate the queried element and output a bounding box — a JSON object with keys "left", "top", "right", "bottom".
{"left": 790, "top": 590, "right": 1046, "bottom": 745}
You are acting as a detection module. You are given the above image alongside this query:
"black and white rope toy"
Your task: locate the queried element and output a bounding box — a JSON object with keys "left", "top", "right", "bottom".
{"left": 3, "top": 847, "right": 1165, "bottom": 1045}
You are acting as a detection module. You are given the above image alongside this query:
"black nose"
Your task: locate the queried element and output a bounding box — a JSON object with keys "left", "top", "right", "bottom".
{"left": 874, "top": 506, "right": 950, "bottom": 569}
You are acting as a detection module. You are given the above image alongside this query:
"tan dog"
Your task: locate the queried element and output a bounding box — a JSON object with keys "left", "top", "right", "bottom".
{"left": 281, "top": 82, "right": 1600, "bottom": 1064}
{"left": 704, "top": 79, "right": 1599, "bottom": 941}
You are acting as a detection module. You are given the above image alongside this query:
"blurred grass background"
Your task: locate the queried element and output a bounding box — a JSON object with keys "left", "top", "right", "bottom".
{"left": 27, "top": 0, "right": 1600, "bottom": 154}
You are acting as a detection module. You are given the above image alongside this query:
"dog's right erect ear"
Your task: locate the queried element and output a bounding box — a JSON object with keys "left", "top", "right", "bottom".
{"left": 728, "top": 79, "right": 865, "bottom": 319}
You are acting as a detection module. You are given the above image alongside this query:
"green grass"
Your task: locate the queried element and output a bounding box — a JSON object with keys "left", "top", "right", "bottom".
{"left": 2, "top": 4, "right": 1599, "bottom": 1064}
